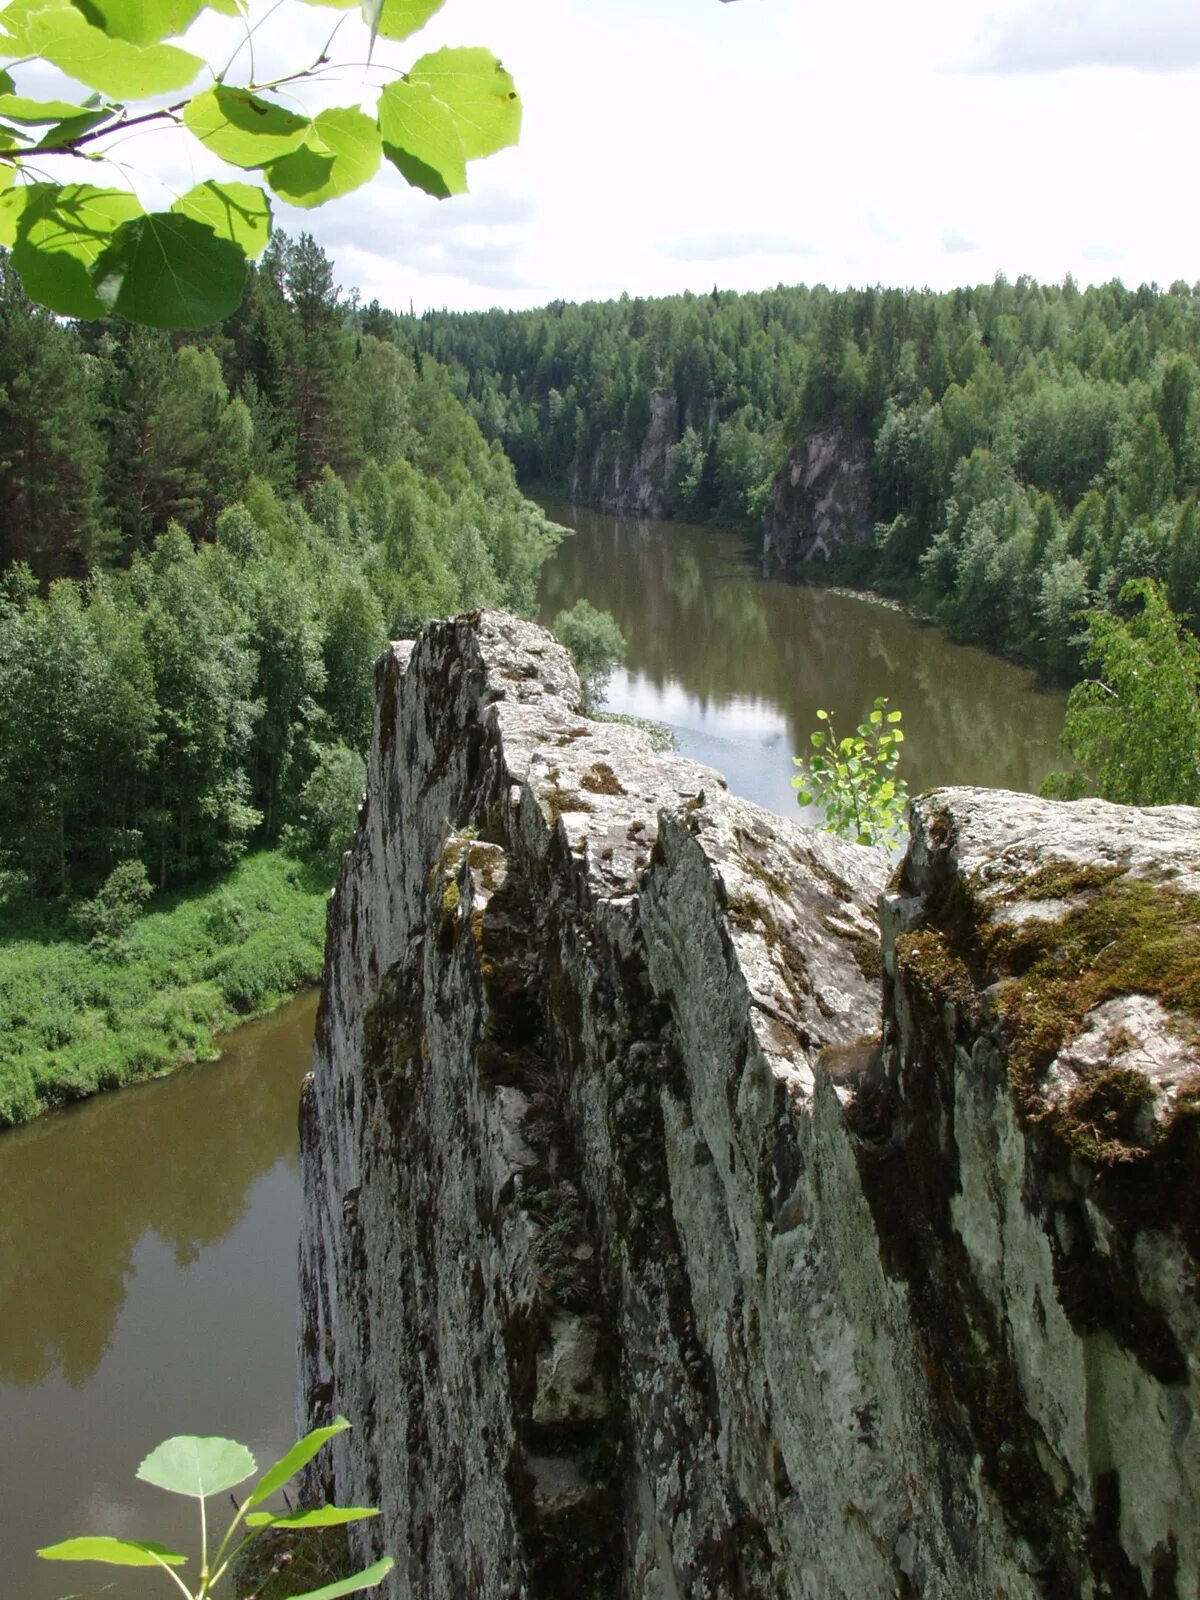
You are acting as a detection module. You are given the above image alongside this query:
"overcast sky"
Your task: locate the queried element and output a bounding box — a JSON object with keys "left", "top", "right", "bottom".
{"left": 29, "top": 0, "right": 1200, "bottom": 312}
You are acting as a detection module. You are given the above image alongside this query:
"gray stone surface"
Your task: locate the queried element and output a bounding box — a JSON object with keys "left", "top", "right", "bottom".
{"left": 762, "top": 424, "right": 873, "bottom": 568}
{"left": 569, "top": 388, "right": 678, "bottom": 518}
{"left": 299, "top": 614, "right": 1200, "bottom": 1599}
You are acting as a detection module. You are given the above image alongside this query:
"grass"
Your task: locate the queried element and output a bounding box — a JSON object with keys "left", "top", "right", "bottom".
{"left": 0, "top": 851, "right": 331, "bottom": 1129}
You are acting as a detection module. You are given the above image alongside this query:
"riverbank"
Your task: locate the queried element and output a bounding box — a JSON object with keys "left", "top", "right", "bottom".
{"left": 0, "top": 851, "right": 329, "bottom": 1129}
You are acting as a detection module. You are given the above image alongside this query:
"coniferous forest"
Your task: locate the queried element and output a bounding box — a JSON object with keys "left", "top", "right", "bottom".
{"left": 402, "top": 276, "right": 1200, "bottom": 683}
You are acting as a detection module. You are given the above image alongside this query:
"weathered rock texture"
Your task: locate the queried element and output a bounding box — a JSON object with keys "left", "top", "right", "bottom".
{"left": 568, "top": 388, "right": 678, "bottom": 518}
{"left": 763, "top": 425, "right": 873, "bottom": 569}
{"left": 299, "top": 612, "right": 1200, "bottom": 1599}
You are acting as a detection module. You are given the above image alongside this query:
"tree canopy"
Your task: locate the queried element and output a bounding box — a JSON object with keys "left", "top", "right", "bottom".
{"left": 408, "top": 275, "right": 1200, "bottom": 686}
{"left": 0, "top": 231, "right": 561, "bottom": 896}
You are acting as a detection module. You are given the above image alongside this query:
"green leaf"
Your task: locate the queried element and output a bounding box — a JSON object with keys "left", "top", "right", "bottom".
{"left": 0, "top": 92, "right": 98, "bottom": 121}
{"left": 264, "top": 106, "right": 380, "bottom": 208}
{"left": 362, "top": 0, "right": 443, "bottom": 41}
{"left": 247, "top": 1418, "right": 350, "bottom": 1509}
{"left": 287, "top": 1556, "right": 396, "bottom": 1600}
{"left": 809, "top": 731, "right": 824, "bottom": 748}
{"left": 245, "top": 1506, "right": 380, "bottom": 1529}
{"left": 3, "top": 0, "right": 202, "bottom": 96}
{"left": 377, "top": 76, "right": 465, "bottom": 197}
{"left": 72, "top": 0, "right": 207, "bottom": 45}
{"left": 183, "top": 86, "right": 309, "bottom": 168}
{"left": 816, "top": 708, "right": 828, "bottom": 720}
{"left": 172, "top": 179, "right": 270, "bottom": 256}
{"left": 408, "top": 46, "right": 520, "bottom": 161}
{"left": 11, "top": 181, "right": 141, "bottom": 316}
{"left": 38, "top": 1536, "right": 187, "bottom": 1567}
{"left": 0, "top": 173, "right": 23, "bottom": 246}
{"left": 135, "top": 1434, "right": 257, "bottom": 1498}
{"left": 887, "top": 710, "right": 902, "bottom": 722}
{"left": 0, "top": 68, "right": 11, "bottom": 91}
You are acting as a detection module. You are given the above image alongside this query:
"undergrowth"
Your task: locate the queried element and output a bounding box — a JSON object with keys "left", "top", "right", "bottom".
{"left": 0, "top": 851, "right": 329, "bottom": 1128}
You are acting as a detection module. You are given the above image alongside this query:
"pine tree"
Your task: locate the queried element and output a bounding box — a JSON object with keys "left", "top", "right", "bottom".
{"left": 283, "top": 233, "right": 359, "bottom": 490}
{"left": 0, "top": 256, "right": 102, "bottom": 579}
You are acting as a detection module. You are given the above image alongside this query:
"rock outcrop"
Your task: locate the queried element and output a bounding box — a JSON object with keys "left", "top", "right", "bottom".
{"left": 763, "top": 425, "right": 873, "bottom": 568}
{"left": 299, "top": 611, "right": 1200, "bottom": 1599}
{"left": 568, "top": 388, "right": 678, "bottom": 518}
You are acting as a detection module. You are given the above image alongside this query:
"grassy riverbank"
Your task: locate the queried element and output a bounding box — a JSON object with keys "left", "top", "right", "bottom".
{"left": 0, "top": 852, "right": 329, "bottom": 1129}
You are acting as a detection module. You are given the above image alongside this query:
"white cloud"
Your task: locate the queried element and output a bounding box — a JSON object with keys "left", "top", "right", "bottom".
{"left": 963, "top": 0, "right": 1200, "bottom": 73}
{"left": 664, "top": 230, "right": 817, "bottom": 263}
{"left": 11, "top": 0, "right": 1200, "bottom": 312}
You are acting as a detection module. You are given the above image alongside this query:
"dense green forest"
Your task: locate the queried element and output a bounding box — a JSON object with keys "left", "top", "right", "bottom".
{"left": 0, "top": 233, "right": 559, "bottom": 899}
{"left": 398, "top": 276, "right": 1200, "bottom": 683}
{"left": 0, "top": 232, "right": 559, "bottom": 1122}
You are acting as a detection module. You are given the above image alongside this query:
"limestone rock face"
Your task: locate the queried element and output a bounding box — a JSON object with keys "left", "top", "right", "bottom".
{"left": 569, "top": 388, "right": 678, "bottom": 518}
{"left": 299, "top": 614, "right": 1200, "bottom": 1599}
{"left": 763, "top": 425, "right": 872, "bottom": 568}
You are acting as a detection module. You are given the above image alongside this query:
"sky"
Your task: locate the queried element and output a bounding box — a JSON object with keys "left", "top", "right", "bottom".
{"left": 19, "top": 0, "right": 1200, "bottom": 313}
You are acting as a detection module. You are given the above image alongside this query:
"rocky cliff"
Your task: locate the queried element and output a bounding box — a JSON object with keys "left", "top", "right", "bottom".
{"left": 763, "top": 425, "right": 873, "bottom": 569}
{"left": 568, "top": 389, "right": 678, "bottom": 518}
{"left": 299, "top": 611, "right": 1200, "bottom": 1599}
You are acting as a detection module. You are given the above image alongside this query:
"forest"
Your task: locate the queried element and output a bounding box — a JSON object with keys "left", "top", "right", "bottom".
{"left": 5, "top": 253, "right": 1200, "bottom": 1122}
{"left": 400, "top": 276, "right": 1200, "bottom": 684}
{"left": 0, "top": 231, "right": 560, "bottom": 1123}
{"left": 0, "top": 232, "right": 559, "bottom": 898}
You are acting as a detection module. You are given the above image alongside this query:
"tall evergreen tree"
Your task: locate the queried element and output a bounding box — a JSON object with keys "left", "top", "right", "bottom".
{"left": 0, "top": 256, "right": 102, "bottom": 579}
{"left": 283, "top": 233, "right": 359, "bottom": 491}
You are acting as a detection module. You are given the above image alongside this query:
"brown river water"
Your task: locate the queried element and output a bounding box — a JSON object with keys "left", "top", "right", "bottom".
{"left": 0, "top": 507, "right": 1066, "bottom": 1597}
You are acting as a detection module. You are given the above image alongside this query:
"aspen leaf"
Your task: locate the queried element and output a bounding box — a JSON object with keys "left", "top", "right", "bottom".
{"left": 93, "top": 212, "right": 247, "bottom": 328}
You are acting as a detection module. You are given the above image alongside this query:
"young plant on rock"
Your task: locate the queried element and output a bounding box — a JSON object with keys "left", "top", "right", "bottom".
{"left": 37, "top": 1417, "right": 392, "bottom": 1599}
{"left": 793, "top": 697, "right": 909, "bottom": 849}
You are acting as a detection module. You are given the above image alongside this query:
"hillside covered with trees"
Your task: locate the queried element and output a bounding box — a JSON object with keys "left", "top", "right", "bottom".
{"left": 400, "top": 276, "right": 1200, "bottom": 683}
{"left": 0, "top": 231, "right": 559, "bottom": 898}
{"left": 0, "top": 231, "right": 560, "bottom": 1123}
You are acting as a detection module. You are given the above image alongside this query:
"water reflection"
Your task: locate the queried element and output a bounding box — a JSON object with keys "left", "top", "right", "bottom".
{"left": 0, "top": 995, "right": 315, "bottom": 1386}
{"left": 0, "top": 993, "right": 315, "bottom": 1600}
{"left": 539, "top": 507, "right": 1066, "bottom": 818}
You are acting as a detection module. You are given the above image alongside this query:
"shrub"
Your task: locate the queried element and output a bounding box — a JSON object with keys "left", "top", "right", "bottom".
{"left": 553, "top": 600, "right": 626, "bottom": 712}
{"left": 793, "top": 698, "right": 909, "bottom": 850}
{"left": 74, "top": 860, "right": 153, "bottom": 945}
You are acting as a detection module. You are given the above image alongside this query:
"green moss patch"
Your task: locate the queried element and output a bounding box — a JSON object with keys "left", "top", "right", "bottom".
{"left": 982, "top": 867, "right": 1200, "bottom": 1138}
{"left": 898, "top": 859, "right": 1200, "bottom": 1163}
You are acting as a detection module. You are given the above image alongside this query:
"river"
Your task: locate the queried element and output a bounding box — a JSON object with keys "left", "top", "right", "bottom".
{"left": 538, "top": 505, "right": 1067, "bottom": 818}
{"left": 0, "top": 994, "right": 317, "bottom": 1598}
{"left": 0, "top": 507, "right": 1066, "bottom": 1597}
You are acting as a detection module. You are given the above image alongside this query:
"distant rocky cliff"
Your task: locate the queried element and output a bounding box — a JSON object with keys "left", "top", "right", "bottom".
{"left": 568, "top": 388, "right": 678, "bottom": 517}
{"left": 299, "top": 611, "right": 1200, "bottom": 1599}
{"left": 763, "top": 424, "right": 873, "bottom": 569}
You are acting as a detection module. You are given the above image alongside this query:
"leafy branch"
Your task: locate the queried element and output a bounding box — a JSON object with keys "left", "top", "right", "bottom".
{"left": 38, "top": 1418, "right": 394, "bottom": 1600}
{"left": 0, "top": 0, "right": 521, "bottom": 326}
{"left": 792, "top": 696, "right": 909, "bottom": 849}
